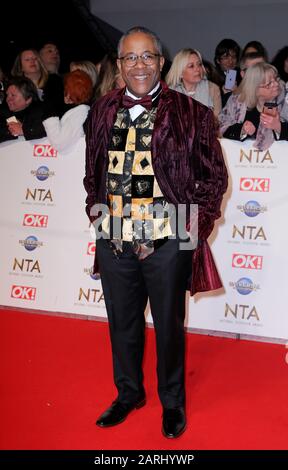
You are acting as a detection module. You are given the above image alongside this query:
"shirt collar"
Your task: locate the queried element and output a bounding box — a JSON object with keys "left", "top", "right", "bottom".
{"left": 125, "top": 82, "right": 161, "bottom": 101}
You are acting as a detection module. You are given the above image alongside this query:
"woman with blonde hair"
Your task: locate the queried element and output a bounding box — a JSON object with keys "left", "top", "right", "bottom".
{"left": 12, "top": 49, "right": 64, "bottom": 115}
{"left": 166, "top": 48, "right": 221, "bottom": 116}
{"left": 12, "top": 49, "right": 48, "bottom": 91}
{"left": 70, "top": 60, "right": 98, "bottom": 89}
{"left": 94, "top": 53, "right": 125, "bottom": 99}
{"left": 219, "top": 62, "right": 288, "bottom": 150}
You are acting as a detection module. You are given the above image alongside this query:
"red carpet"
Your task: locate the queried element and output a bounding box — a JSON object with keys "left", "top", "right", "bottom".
{"left": 0, "top": 308, "right": 287, "bottom": 450}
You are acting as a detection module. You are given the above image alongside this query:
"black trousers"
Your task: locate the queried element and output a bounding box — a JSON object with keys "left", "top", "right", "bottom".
{"left": 96, "top": 237, "right": 192, "bottom": 409}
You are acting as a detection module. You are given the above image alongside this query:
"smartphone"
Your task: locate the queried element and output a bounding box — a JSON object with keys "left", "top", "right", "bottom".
{"left": 224, "top": 69, "right": 237, "bottom": 90}
{"left": 263, "top": 102, "right": 278, "bottom": 117}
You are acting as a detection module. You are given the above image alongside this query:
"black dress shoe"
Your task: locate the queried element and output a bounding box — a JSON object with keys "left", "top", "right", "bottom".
{"left": 162, "top": 407, "right": 186, "bottom": 438}
{"left": 96, "top": 397, "right": 146, "bottom": 427}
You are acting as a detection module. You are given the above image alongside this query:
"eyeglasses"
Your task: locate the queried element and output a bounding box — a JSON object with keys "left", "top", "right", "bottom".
{"left": 119, "top": 52, "right": 160, "bottom": 67}
{"left": 259, "top": 76, "right": 280, "bottom": 89}
{"left": 220, "top": 52, "right": 237, "bottom": 61}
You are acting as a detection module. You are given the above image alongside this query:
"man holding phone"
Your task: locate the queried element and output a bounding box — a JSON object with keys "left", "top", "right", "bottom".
{"left": 214, "top": 38, "right": 241, "bottom": 106}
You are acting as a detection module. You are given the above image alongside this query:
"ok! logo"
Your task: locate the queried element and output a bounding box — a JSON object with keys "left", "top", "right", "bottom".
{"left": 11, "top": 285, "right": 36, "bottom": 300}
{"left": 232, "top": 253, "right": 263, "bottom": 270}
{"left": 33, "top": 144, "right": 58, "bottom": 157}
{"left": 240, "top": 177, "right": 270, "bottom": 192}
{"left": 23, "top": 214, "right": 48, "bottom": 228}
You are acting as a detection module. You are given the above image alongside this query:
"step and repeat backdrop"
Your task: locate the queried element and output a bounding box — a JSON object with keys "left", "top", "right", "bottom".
{"left": 0, "top": 136, "right": 287, "bottom": 341}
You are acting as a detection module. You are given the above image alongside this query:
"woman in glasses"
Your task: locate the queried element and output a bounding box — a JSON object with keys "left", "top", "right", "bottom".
{"left": 219, "top": 62, "right": 288, "bottom": 150}
{"left": 214, "top": 38, "right": 242, "bottom": 106}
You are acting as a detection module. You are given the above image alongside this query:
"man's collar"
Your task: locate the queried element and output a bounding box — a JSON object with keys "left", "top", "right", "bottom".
{"left": 125, "top": 82, "right": 161, "bottom": 101}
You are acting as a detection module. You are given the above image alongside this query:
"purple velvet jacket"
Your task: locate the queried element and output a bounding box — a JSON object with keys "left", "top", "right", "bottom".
{"left": 84, "top": 82, "right": 228, "bottom": 295}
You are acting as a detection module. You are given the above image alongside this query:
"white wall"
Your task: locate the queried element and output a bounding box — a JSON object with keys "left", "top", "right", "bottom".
{"left": 89, "top": 0, "right": 288, "bottom": 62}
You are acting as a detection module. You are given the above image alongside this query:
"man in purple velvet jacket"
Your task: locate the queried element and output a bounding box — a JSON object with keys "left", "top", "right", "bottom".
{"left": 84, "top": 26, "right": 228, "bottom": 438}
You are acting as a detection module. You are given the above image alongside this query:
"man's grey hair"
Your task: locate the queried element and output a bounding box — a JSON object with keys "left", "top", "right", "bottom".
{"left": 117, "top": 26, "right": 163, "bottom": 57}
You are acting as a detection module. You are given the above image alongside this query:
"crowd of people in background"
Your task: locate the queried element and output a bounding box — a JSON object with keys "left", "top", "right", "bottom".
{"left": 1, "top": 38, "right": 288, "bottom": 151}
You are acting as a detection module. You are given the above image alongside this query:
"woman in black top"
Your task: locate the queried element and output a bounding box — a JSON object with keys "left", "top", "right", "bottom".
{"left": 0, "top": 76, "right": 47, "bottom": 143}
{"left": 219, "top": 63, "right": 288, "bottom": 150}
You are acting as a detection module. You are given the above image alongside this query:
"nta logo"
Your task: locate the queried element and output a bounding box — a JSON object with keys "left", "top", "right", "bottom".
{"left": 239, "top": 149, "right": 273, "bottom": 164}
{"left": 78, "top": 288, "right": 104, "bottom": 303}
{"left": 232, "top": 225, "right": 266, "bottom": 240}
{"left": 13, "top": 258, "right": 41, "bottom": 273}
{"left": 225, "top": 303, "right": 260, "bottom": 321}
{"left": 25, "top": 188, "right": 53, "bottom": 202}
